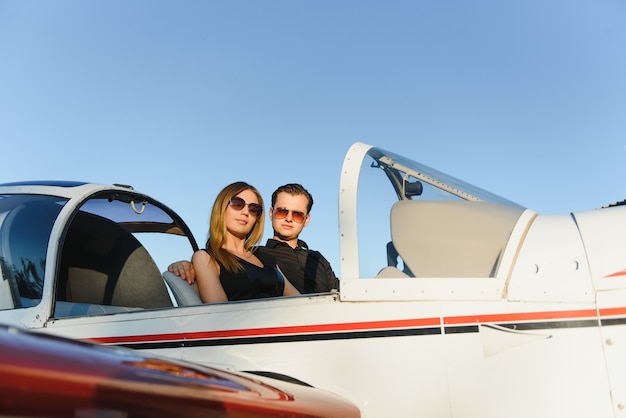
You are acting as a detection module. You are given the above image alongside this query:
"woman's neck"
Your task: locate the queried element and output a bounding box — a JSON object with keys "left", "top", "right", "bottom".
{"left": 222, "top": 237, "right": 249, "bottom": 257}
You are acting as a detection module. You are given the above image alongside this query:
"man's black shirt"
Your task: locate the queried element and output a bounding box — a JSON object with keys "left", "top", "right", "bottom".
{"left": 258, "top": 239, "right": 339, "bottom": 294}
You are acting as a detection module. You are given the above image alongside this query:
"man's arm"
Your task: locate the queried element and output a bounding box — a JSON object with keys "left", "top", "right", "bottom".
{"left": 167, "top": 260, "right": 196, "bottom": 284}
{"left": 310, "top": 250, "right": 339, "bottom": 291}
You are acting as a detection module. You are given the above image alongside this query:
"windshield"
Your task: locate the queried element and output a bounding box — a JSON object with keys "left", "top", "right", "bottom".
{"left": 0, "top": 195, "right": 67, "bottom": 310}
{"left": 368, "top": 147, "right": 524, "bottom": 206}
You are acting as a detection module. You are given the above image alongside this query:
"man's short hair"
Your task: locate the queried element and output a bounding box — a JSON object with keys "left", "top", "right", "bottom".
{"left": 272, "top": 183, "right": 314, "bottom": 214}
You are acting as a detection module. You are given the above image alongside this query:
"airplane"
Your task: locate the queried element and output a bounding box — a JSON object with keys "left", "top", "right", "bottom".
{"left": 0, "top": 323, "right": 360, "bottom": 417}
{"left": 1, "top": 141, "right": 625, "bottom": 417}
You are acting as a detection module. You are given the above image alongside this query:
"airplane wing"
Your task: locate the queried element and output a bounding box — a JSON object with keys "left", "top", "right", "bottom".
{"left": 0, "top": 324, "right": 360, "bottom": 417}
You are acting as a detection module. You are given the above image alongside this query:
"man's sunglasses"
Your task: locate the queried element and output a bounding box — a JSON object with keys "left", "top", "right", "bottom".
{"left": 273, "top": 207, "right": 307, "bottom": 224}
{"left": 229, "top": 196, "right": 263, "bottom": 217}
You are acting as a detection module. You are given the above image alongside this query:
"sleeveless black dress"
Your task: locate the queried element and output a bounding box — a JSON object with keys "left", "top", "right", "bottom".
{"left": 204, "top": 249, "right": 285, "bottom": 301}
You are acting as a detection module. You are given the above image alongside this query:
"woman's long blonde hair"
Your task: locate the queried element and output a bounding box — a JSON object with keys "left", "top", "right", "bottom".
{"left": 205, "top": 181, "right": 265, "bottom": 272}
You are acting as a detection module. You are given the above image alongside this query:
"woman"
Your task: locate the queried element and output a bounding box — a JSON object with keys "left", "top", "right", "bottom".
{"left": 192, "top": 181, "right": 300, "bottom": 302}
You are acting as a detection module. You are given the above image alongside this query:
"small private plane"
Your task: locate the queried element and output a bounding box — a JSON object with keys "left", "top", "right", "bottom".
{"left": 1, "top": 142, "right": 626, "bottom": 417}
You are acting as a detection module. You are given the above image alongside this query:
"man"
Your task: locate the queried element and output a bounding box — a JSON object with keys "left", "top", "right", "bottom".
{"left": 169, "top": 183, "right": 339, "bottom": 294}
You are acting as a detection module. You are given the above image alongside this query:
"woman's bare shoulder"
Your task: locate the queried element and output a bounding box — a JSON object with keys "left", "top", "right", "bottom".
{"left": 193, "top": 249, "right": 220, "bottom": 276}
{"left": 192, "top": 249, "right": 211, "bottom": 264}
{"left": 193, "top": 249, "right": 208, "bottom": 257}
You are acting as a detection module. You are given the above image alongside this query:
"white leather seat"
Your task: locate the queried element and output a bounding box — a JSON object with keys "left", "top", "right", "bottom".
{"left": 162, "top": 271, "right": 202, "bottom": 306}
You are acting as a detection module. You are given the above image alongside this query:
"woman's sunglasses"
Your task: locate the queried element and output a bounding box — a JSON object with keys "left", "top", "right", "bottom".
{"left": 273, "top": 207, "right": 307, "bottom": 224}
{"left": 229, "top": 196, "right": 263, "bottom": 217}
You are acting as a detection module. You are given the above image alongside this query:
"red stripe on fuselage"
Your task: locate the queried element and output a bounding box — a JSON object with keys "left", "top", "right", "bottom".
{"left": 92, "top": 317, "right": 441, "bottom": 344}
{"left": 90, "top": 307, "right": 623, "bottom": 345}
{"left": 599, "top": 306, "right": 626, "bottom": 317}
{"left": 604, "top": 270, "right": 626, "bottom": 278}
{"left": 444, "top": 308, "right": 598, "bottom": 325}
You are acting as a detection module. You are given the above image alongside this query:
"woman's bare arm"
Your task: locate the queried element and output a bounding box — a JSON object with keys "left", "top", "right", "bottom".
{"left": 192, "top": 250, "right": 228, "bottom": 303}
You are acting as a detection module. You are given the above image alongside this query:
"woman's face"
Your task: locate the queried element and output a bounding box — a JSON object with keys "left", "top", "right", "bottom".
{"left": 225, "top": 188, "right": 261, "bottom": 239}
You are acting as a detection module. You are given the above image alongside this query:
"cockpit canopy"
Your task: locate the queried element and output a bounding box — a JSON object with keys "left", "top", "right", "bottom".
{"left": 0, "top": 184, "right": 197, "bottom": 314}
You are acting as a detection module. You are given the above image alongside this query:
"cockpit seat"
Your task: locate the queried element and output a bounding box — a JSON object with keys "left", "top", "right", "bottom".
{"left": 376, "top": 266, "right": 410, "bottom": 278}
{"left": 162, "top": 271, "right": 202, "bottom": 306}
{"left": 390, "top": 200, "right": 524, "bottom": 278}
{"left": 58, "top": 211, "right": 173, "bottom": 310}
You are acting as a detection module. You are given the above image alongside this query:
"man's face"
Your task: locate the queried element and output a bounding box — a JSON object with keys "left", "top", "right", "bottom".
{"left": 269, "top": 192, "right": 310, "bottom": 241}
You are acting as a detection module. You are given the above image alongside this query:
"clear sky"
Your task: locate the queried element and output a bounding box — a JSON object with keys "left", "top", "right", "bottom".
{"left": 1, "top": 1, "right": 625, "bottom": 271}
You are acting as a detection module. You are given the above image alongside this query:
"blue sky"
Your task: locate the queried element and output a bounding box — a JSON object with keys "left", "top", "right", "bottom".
{"left": 1, "top": 1, "right": 625, "bottom": 270}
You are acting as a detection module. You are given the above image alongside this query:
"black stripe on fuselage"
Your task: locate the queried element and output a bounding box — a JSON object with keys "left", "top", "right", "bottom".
{"left": 111, "top": 316, "right": 614, "bottom": 350}
{"left": 601, "top": 317, "right": 626, "bottom": 327}
{"left": 444, "top": 325, "right": 479, "bottom": 334}
{"left": 116, "top": 327, "right": 442, "bottom": 349}
{"left": 497, "top": 319, "right": 600, "bottom": 330}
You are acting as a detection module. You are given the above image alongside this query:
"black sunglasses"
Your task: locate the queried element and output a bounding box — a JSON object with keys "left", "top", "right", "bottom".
{"left": 273, "top": 207, "right": 307, "bottom": 223}
{"left": 229, "top": 196, "right": 263, "bottom": 217}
